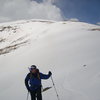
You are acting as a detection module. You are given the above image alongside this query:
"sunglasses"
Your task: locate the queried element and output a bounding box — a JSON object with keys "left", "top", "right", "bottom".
{"left": 31, "top": 68, "right": 36, "bottom": 70}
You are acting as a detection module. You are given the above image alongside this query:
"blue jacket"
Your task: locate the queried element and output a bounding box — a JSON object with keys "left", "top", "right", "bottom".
{"left": 25, "top": 72, "right": 51, "bottom": 91}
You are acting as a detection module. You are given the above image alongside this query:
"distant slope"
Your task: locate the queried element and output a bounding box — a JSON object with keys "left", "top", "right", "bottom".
{"left": 0, "top": 19, "right": 100, "bottom": 100}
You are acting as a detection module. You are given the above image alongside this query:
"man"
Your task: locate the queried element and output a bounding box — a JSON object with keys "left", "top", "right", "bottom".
{"left": 25, "top": 65, "right": 52, "bottom": 100}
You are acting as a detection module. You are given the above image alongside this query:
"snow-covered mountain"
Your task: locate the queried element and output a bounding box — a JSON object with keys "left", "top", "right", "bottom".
{"left": 0, "top": 19, "right": 100, "bottom": 100}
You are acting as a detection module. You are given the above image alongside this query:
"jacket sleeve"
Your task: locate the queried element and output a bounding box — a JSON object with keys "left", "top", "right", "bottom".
{"left": 40, "top": 72, "right": 51, "bottom": 79}
{"left": 25, "top": 73, "right": 30, "bottom": 91}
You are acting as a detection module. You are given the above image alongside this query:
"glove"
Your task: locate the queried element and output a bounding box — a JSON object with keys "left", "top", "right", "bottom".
{"left": 48, "top": 71, "right": 52, "bottom": 76}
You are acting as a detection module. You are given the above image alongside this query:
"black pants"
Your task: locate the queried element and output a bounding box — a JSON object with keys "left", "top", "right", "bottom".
{"left": 30, "top": 88, "right": 42, "bottom": 100}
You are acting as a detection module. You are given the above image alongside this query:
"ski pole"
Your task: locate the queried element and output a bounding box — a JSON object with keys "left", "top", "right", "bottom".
{"left": 51, "top": 76, "right": 60, "bottom": 100}
{"left": 26, "top": 92, "right": 29, "bottom": 100}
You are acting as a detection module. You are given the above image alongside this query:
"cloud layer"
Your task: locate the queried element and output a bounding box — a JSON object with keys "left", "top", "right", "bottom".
{"left": 97, "top": 22, "right": 100, "bottom": 25}
{"left": 0, "top": 0, "right": 63, "bottom": 23}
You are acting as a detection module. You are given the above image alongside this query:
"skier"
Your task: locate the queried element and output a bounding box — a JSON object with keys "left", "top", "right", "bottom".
{"left": 25, "top": 65, "right": 52, "bottom": 100}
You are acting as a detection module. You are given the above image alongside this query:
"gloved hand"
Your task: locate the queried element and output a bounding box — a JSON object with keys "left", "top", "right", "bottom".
{"left": 48, "top": 71, "right": 52, "bottom": 76}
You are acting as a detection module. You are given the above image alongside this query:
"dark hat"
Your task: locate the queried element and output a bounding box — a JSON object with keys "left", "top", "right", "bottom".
{"left": 29, "top": 65, "right": 37, "bottom": 71}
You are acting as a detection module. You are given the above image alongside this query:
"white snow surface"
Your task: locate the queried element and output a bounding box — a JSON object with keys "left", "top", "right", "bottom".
{"left": 0, "top": 19, "right": 100, "bottom": 100}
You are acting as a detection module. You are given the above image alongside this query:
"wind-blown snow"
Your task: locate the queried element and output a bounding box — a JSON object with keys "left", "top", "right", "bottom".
{"left": 0, "top": 19, "right": 100, "bottom": 100}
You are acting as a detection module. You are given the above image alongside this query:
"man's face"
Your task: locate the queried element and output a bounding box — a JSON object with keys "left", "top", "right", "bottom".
{"left": 31, "top": 68, "right": 37, "bottom": 73}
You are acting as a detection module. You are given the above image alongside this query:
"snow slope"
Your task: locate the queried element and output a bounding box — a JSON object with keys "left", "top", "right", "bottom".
{"left": 0, "top": 19, "right": 100, "bottom": 100}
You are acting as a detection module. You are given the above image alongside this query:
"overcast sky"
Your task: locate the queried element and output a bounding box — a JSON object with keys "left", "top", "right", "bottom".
{"left": 0, "top": 0, "right": 100, "bottom": 24}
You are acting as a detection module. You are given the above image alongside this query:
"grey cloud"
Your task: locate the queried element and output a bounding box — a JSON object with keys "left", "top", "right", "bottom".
{"left": 0, "top": 0, "right": 63, "bottom": 23}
